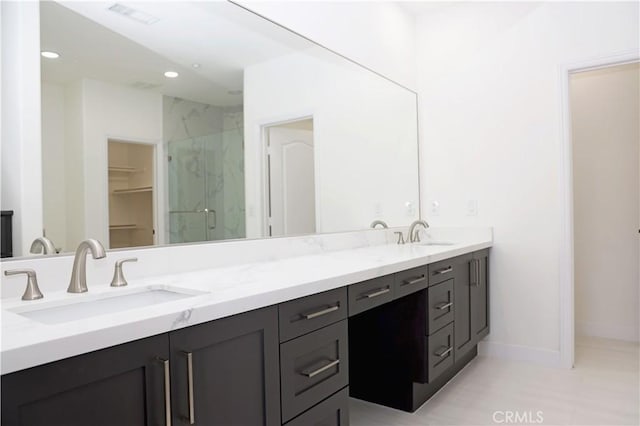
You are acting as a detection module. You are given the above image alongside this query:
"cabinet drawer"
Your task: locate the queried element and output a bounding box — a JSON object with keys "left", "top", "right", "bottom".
{"left": 394, "top": 265, "right": 428, "bottom": 299}
{"left": 428, "top": 258, "right": 456, "bottom": 286}
{"left": 279, "top": 288, "right": 348, "bottom": 342}
{"left": 427, "top": 279, "right": 454, "bottom": 334}
{"left": 284, "top": 388, "right": 349, "bottom": 426}
{"left": 348, "top": 275, "right": 394, "bottom": 316}
{"left": 280, "top": 321, "right": 349, "bottom": 423}
{"left": 427, "top": 322, "right": 454, "bottom": 383}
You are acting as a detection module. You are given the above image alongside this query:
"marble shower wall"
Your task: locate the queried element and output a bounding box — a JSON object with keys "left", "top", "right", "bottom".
{"left": 163, "top": 96, "right": 245, "bottom": 243}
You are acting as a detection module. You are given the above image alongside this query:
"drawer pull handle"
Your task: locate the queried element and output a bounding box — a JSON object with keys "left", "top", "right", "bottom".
{"left": 362, "top": 287, "right": 390, "bottom": 299}
{"left": 301, "top": 359, "right": 340, "bottom": 378}
{"left": 434, "top": 266, "right": 453, "bottom": 275}
{"left": 435, "top": 302, "right": 453, "bottom": 310}
{"left": 303, "top": 304, "right": 339, "bottom": 320}
{"left": 435, "top": 346, "right": 452, "bottom": 358}
{"left": 156, "top": 357, "right": 172, "bottom": 426}
{"left": 182, "top": 351, "right": 195, "bottom": 424}
{"left": 402, "top": 276, "right": 426, "bottom": 286}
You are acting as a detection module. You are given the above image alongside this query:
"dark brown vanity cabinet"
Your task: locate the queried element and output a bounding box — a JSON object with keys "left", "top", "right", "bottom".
{"left": 169, "top": 306, "right": 281, "bottom": 426}
{"left": 349, "top": 249, "right": 490, "bottom": 413}
{"left": 452, "top": 250, "right": 490, "bottom": 362}
{"left": 1, "top": 307, "right": 281, "bottom": 426}
{"left": 0, "top": 248, "right": 489, "bottom": 424}
{"left": 278, "top": 288, "right": 350, "bottom": 425}
{"left": 1, "top": 334, "right": 170, "bottom": 426}
{"left": 471, "top": 249, "right": 490, "bottom": 342}
{"left": 284, "top": 387, "right": 350, "bottom": 426}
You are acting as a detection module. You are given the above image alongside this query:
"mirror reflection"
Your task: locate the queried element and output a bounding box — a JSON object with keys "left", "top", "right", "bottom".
{"left": 33, "top": 1, "right": 420, "bottom": 255}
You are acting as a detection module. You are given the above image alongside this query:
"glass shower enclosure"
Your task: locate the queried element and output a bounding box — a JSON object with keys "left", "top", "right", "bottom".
{"left": 167, "top": 129, "right": 245, "bottom": 244}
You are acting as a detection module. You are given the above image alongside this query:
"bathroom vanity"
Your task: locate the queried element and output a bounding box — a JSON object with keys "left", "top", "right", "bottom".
{"left": 0, "top": 233, "right": 490, "bottom": 426}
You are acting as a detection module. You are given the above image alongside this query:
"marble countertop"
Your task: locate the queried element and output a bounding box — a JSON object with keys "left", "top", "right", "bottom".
{"left": 1, "top": 236, "right": 491, "bottom": 374}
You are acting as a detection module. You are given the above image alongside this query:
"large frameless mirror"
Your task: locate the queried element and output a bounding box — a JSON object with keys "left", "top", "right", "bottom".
{"left": 9, "top": 0, "right": 419, "bottom": 256}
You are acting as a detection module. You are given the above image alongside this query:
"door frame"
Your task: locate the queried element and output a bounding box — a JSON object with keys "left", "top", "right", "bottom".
{"left": 558, "top": 51, "right": 639, "bottom": 369}
{"left": 103, "top": 135, "right": 165, "bottom": 248}
{"left": 259, "top": 116, "right": 316, "bottom": 237}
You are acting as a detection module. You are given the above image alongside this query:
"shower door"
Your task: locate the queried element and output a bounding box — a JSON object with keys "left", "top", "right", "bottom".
{"left": 168, "top": 134, "right": 222, "bottom": 244}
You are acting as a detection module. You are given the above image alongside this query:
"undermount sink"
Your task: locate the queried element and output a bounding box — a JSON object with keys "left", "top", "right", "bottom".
{"left": 418, "top": 240, "right": 455, "bottom": 246}
{"left": 8, "top": 285, "right": 207, "bottom": 325}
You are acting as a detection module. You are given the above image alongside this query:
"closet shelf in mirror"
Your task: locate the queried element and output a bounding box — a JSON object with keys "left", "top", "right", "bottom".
{"left": 109, "top": 224, "right": 139, "bottom": 230}
{"left": 111, "top": 187, "right": 152, "bottom": 195}
{"left": 108, "top": 166, "right": 141, "bottom": 173}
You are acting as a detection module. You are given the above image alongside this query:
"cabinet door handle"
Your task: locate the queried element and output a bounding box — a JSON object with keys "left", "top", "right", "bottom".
{"left": 301, "top": 359, "right": 340, "bottom": 378}
{"left": 476, "top": 259, "right": 481, "bottom": 287}
{"left": 156, "top": 357, "right": 172, "bottom": 426}
{"left": 434, "top": 266, "right": 453, "bottom": 275}
{"left": 182, "top": 351, "right": 195, "bottom": 425}
{"left": 303, "top": 304, "right": 339, "bottom": 320}
{"left": 435, "top": 346, "right": 452, "bottom": 358}
{"left": 362, "top": 287, "right": 390, "bottom": 299}
{"left": 435, "top": 302, "right": 453, "bottom": 310}
{"left": 402, "top": 276, "right": 426, "bottom": 286}
{"left": 470, "top": 260, "right": 477, "bottom": 286}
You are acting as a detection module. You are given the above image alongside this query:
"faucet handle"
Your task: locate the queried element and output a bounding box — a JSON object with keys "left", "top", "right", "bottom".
{"left": 4, "top": 269, "right": 44, "bottom": 300}
{"left": 394, "top": 231, "right": 406, "bottom": 245}
{"left": 110, "top": 258, "right": 138, "bottom": 287}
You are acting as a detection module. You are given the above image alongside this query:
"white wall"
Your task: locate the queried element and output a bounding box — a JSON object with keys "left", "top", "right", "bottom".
{"left": 80, "top": 79, "right": 163, "bottom": 248}
{"left": 41, "top": 83, "right": 68, "bottom": 251}
{"left": 63, "top": 80, "right": 86, "bottom": 251}
{"left": 572, "top": 63, "right": 639, "bottom": 342}
{"left": 40, "top": 79, "right": 165, "bottom": 251}
{"left": 243, "top": 49, "right": 418, "bottom": 238}
{"left": 237, "top": 1, "right": 417, "bottom": 91}
{"left": 416, "top": 2, "right": 639, "bottom": 364}
{"left": 0, "top": 1, "right": 43, "bottom": 257}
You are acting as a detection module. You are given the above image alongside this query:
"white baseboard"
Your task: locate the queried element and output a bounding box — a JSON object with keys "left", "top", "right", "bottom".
{"left": 478, "top": 341, "right": 563, "bottom": 368}
{"left": 576, "top": 321, "right": 640, "bottom": 342}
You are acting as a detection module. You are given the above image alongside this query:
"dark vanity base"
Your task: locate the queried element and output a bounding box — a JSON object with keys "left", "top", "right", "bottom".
{"left": 411, "top": 346, "right": 477, "bottom": 411}
{"left": 349, "top": 290, "right": 479, "bottom": 413}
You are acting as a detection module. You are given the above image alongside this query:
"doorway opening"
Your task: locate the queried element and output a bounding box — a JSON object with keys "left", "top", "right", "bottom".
{"left": 569, "top": 62, "right": 639, "bottom": 363}
{"left": 263, "top": 118, "right": 316, "bottom": 237}
{"left": 107, "top": 139, "right": 157, "bottom": 249}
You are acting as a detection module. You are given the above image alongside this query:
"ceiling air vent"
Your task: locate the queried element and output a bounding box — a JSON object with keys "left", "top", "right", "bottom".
{"left": 131, "top": 81, "right": 161, "bottom": 90}
{"left": 108, "top": 3, "right": 160, "bottom": 25}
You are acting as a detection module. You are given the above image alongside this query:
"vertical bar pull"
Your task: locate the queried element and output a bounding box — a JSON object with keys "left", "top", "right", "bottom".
{"left": 470, "top": 259, "right": 477, "bottom": 286}
{"left": 157, "top": 357, "right": 172, "bottom": 426}
{"left": 183, "top": 351, "right": 195, "bottom": 424}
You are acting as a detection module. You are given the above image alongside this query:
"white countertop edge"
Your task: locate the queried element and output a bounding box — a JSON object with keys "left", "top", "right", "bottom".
{"left": 1, "top": 240, "right": 491, "bottom": 374}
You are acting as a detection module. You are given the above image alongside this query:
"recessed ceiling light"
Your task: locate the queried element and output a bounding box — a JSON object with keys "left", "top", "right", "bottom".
{"left": 192, "top": 63, "right": 201, "bottom": 69}
{"left": 164, "top": 71, "right": 179, "bottom": 78}
{"left": 41, "top": 51, "right": 60, "bottom": 59}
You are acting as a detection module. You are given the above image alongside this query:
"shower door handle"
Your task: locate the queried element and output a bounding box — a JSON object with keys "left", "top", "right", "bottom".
{"left": 206, "top": 209, "right": 216, "bottom": 230}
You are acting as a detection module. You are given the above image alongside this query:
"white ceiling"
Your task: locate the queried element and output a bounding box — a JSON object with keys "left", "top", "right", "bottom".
{"left": 396, "top": 1, "right": 461, "bottom": 17}
{"left": 41, "top": 1, "right": 313, "bottom": 106}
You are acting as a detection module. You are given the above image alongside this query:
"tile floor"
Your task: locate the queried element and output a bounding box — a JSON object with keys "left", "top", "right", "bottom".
{"left": 350, "top": 336, "right": 639, "bottom": 426}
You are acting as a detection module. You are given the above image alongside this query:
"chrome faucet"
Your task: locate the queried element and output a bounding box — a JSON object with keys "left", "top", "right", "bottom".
{"left": 30, "top": 237, "right": 56, "bottom": 255}
{"left": 408, "top": 220, "right": 429, "bottom": 243}
{"left": 67, "top": 239, "right": 106, "bottom": 293}
{"left": 370, "top": 220, "right": 388, "bottom": 229}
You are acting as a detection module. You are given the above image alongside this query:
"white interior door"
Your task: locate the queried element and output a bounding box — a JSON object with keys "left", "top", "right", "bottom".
{"left": 267, "top": 127, "right": 315, "bottom": 237}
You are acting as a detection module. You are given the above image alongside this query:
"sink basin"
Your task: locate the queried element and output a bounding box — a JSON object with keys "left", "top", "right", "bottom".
{"left": 8, "top": 285, "right": 206, "bottom": 324}
{"left": 418, "top": 241, "right": 455, "bottom": 246}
